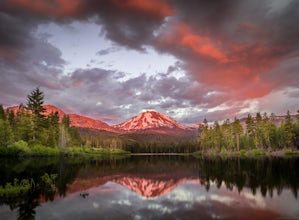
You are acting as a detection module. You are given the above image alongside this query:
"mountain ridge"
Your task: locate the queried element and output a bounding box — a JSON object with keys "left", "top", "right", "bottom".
{"left": 113, "top": 110, "right": 187, "bottom": 131}
{"left": 5, "top": 105, "right": 194, "bottom": 135}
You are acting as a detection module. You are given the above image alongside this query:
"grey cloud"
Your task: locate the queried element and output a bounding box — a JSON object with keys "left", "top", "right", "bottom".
{"left": 1, "top": 0, "right": 298, "bottom": 124}
{"left": 96, "top": 47, "right": 120, "bottom": 56}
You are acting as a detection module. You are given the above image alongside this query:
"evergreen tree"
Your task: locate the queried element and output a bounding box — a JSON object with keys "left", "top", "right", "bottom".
{"left": 255, "top": 112, "right": 263, "bottom": 148}
{"left": 0, "top": 119, "right": 11, "bottom": 147}
{"left": 200, "top": 118, "right": 210, "bottom": 151}
{"left": 245, "top": 114, "right": 255, "bottom": 136}
{"left": 15, "top": 110, "right": 33, "bottom": 142}
{"left": 222, "top": 119, "right": 234, "bottom": 151}
{"left": 213, "top": 121, "right": 223, "bottom": 152}
{"left": 0, "top": 105, "right": 6, "bottom": 120}
{"left": 26, "top": 88, "right": 46, "bottom": 141}
{"left": 284, "top": 110, "right": 295, "bottom": 148}
{"left": 295, "top": 110, "right": 299, "bottom": 148}
{"left": 60, "top": 115, "right": 70, "bottom": 147}
{"left": 7, "top": 110, "right": 16, "bottom": 129}
{"left": 0, "top": 106, "right": 11, "bottom": 147}
{"left": 47, "top": 112, "right": 60, "bottom": 147}
{"left": 232, "top": 117, "right": 243, "bottom": 151}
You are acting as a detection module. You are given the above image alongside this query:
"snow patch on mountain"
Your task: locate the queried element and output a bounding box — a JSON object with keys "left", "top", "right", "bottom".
{"left": 113, "top": 111, "right": 187, "bottom": 130}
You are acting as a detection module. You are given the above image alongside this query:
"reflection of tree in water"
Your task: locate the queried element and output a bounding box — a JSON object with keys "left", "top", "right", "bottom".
{"left": 198, "top": 157, "right": 299, "bottom": 198}
{"left": 0, "top": 157, "right": 84, "bottom": 219}
{"left": 17, "top": 189, "right": 40, "bottom": 220}
{"left": 1, "top": 156, "right": 299, "bottom": 219}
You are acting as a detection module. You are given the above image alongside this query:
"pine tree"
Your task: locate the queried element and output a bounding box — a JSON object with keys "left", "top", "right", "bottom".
{"left": 0, "top": 105, "right": 6, "bottom": 121}
{"left": 60, "top": 115, "right": 70, "bottom": 147}
{"left": 294, "top": 110, "right": 299, "bottom": 148}
{"left": 0, "top": 119, "right": 11, "bottom": 147}
{"left": 232, "top": 117, "right": 243, "bottom": 151}
{"left": 213, "top": 121, "right": 223, "bottom": 152}
{"left": 222, "top": 119, "right": 234, "bottom": 151}
{"left": 284, "top": 110, "right": 295, "bottom": 148}
{"left": 26, "top": 88, "right": 46, "bottom": 141}
{"left": 255, "top": 112, "right": 263, "bottom": 148}
{"left": 200, "top": 118, "right": 210, "bottom": 151}
{"left": 0, "top": 105, "right": 11, "bottom": 147}
{"left": 47, "top": 112, "right": 60, "bottom": 147}
{"left": 16, "top": 110, "right": 33, "bottom": 142}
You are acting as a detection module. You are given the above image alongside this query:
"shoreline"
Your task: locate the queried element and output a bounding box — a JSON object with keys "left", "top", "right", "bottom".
{"left": 192, "top": 149, "right": 299, "bottom": 158}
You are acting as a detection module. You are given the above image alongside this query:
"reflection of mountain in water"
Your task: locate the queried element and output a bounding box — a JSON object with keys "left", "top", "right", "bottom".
{"left": 112, "top": 176, "right": 190, "bottom": 197}
{"left": 67, "top": 174, "right": 198, "bottom": 198}
{"left": 63, "top": 156, "right": 299, "bottom": 199}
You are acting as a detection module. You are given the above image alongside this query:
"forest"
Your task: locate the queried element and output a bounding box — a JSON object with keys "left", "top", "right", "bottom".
{"left": 0, "top": 88, "right": 99, "bottom": 156}
{"left": 198, "top": 111, "right": 299, "bottom": 154}
{"left": 0, "top": 88, "right": 298, "bottom": 156}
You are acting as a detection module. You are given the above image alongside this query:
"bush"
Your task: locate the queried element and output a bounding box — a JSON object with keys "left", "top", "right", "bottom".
{"left": 31, "top": 144, "right": 59, "bottom": 156}
{"left": 252, "top": 149, "right": 266, "bottom": 156}
{"left": 7, "top": 140, "right": 30, "bottom": 156}
{"left": 284, "top": 150, "right": 299, "bottom": 156}
{"left": 0, "top": 178, "right": 32, "bottom": 197}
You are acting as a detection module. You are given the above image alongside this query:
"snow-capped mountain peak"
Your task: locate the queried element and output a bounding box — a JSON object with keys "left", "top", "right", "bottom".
{"left": 113, "top": 110, "right": 186, "bottom": 130}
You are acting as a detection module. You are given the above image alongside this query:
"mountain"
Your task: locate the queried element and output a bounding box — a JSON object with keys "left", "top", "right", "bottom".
{"left": 68, "top": 114, "right": 119, "bottom": 133}
{"left": 7, "top": 104, "right": 66, "bottom": 118}
{"left": 64, "top": 174, "right": 198, "bottom": 198}
{"left": 6, "top": 105, "right": 118, "bottom": 133}
{"left": 5, "top": 105, "right": 198, "bottom": 140}
{"left": 113, "top": 111, "right": 187, "bottom": 131}
{"left": 111, "top": 176, "right": 188, "bottom": 198}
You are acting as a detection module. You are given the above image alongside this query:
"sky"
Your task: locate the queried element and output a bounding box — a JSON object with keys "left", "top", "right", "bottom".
{"left": 0, "top": 0, "right": 298, "bottom": 125}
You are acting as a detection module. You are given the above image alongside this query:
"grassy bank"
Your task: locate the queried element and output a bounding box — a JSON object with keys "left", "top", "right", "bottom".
{"left": 0, "top": 140, "right": 130, "bottom": 157}
{"left": 193, "top": 148, "right": 299, "bottom": 158}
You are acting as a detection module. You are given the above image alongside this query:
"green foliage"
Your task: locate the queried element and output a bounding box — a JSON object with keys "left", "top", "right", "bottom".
{"left": 251, "top": 149, "right": 266, "bottom": 156}
{"left": 26, "top": 87, "right": 46, "bottom": 118}
{"left": 0, "top": 119, "right": 12, "bottom": 146}
{"left": 0, "top": 105, "right": 6, "bottom": 120}
{"left": 284, "top": 150, "right": 299, "bottom": 156}
{"left": 199, "top": 110, "right": 299, "bottom": 154}
{"left": 0, "top": 178, "right": 32, "bottom": 197}
{"left": 239, "top": 149, "right": 246, "bottom": 156}
{"left": 40, "top": 173, "right": 57, "bottom": 192}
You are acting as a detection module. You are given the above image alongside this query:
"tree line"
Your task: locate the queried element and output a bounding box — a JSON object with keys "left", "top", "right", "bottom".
{"left": 198, "top": 111, "right": 299, "bottom": 152}
{"left": 0, "top": 88, "right": 81, "bottom": 149}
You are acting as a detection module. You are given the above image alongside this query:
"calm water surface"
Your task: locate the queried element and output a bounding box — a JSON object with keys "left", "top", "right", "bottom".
{"left": 0, "top": 155, "right": 298, "bottom": 220}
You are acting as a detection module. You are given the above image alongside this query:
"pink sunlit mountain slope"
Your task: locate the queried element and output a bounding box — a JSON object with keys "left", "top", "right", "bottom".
{"left": 6, "top": 105, "right": 118, "bottom": 133}
{"left": 7, "top": 105, "right": 66, "bottom": 119}
{"left": 63, "top": 175, "right": 199, "bottom": 198}
{"left": 68, "top": 114, "right": 119, "bottom": 133}
{"left": 111, "top": 176, "right": 188, "bottom": 198}
{"left": 113, "top": 111, "right": 187, "bottom": 131}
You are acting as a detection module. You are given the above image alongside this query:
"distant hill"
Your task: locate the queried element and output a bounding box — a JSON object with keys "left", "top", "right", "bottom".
{"left": 6, "top": 105, "right": 197, "bottom": 144}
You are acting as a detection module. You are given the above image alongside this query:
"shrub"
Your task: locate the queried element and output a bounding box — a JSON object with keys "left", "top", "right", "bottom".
{"left": 7, "top": 140, "right": 30, "bottom": 156}
{"left": 239, "top": 149, "right": 247, "bottom": 156}
{"left": 252, "top": 149, "right": 266, "bottom": 156}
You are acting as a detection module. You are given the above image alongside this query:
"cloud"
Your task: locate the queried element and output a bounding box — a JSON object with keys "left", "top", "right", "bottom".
{"left": 0, "top": 0, "right": 298, "bottom": 124}
{"left": 96, "top": 47, "right": 120, "bottom": 56}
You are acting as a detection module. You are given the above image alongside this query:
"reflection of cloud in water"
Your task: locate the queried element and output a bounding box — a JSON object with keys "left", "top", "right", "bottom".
{"left": 112, "top": 199, "right": 132, "bottom": 206}
{"left": 34, "top": 180, "right": 299, "bottom": 220}
{"left": 92, "top": 202, "right": 99, "bottom": 208}
{"left": 240, "top": 191, "right": 266, "bottom": 208}
{"left": 148, "top": 204, "right": 172, "bottom": 214}
{"left": 210, "top": 194, "right": 234, "bottom": 206}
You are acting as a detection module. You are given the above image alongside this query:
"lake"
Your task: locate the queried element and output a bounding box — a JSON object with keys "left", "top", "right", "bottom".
{"left": 0, "top": 155, "right": 298, "bottom": 220}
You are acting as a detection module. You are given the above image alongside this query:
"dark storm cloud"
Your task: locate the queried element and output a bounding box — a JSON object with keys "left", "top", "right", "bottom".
{"left": 0, "top": 0, "right": 298, "bottom": 123}
{"left": 156, "top": 0, "right": 299, "bottom": 101}
{"left": 0, "top": 13, "right": 65, "bottom": 106}
{"left": 1, "top": 0, "right": 173, "bottom": 50}
{"left": 0, "top": 12, "right": 34, "bottom": 49}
